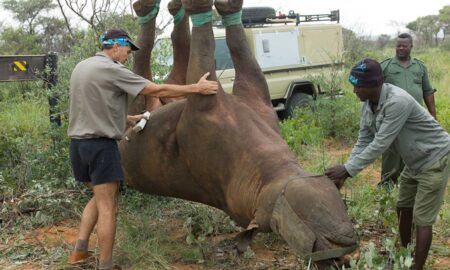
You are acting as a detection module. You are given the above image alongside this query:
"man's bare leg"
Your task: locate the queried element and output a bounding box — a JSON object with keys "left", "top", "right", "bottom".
{"left": 70, "top": 183, "right": 98, "bottom": 264}
{"left": 78, "top": 183, "right": 98, "bottom": 241}
{"left": 397, "top": 207, "right": 413, "bottom": 247}
{"left": 93, "top": 181, "right": 119, "bottom": 268}
{"left": 412, "top": 226, "right": 432, "bottom": 270}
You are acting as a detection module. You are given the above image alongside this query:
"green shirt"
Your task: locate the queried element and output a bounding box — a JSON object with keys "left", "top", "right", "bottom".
{"left": 344, "top": 83, "right": 450, "bottom": 177}
{"left": 380, "top": 57, "right": 435, "bottom": 105}
{"left": 68, "top": 52, "right": 150, "bottom": 140}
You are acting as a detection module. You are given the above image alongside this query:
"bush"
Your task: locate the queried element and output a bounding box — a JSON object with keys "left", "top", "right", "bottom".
{"left": 280, "top": 88, "right": 361, "bottom": 156}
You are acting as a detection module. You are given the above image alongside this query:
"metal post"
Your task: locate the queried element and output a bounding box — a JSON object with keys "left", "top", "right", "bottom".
{"left": 46, "top": 52, "right": 60, "bottom": 127}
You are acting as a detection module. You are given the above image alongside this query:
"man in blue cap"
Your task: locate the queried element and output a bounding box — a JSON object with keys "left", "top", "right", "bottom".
{"left": 67, "top": 28, "right": 218, "bottom": 270}
{"left": 325, "top": 58, "right": 450, "bottom": 270}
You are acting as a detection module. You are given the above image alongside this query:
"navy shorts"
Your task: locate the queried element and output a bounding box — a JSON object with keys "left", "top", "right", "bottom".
{"left": 69, "top": 138, "right": 124, "bottom": 185}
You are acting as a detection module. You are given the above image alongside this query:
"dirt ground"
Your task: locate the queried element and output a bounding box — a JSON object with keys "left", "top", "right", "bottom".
{"left": 2, "top": 141, "right": 449, "bottom": 270}
{"left": 4, "top": 220, "right": 450, "bottom": 270}
{"left": 6, "top": 222, "right": 298, "bottom": 270}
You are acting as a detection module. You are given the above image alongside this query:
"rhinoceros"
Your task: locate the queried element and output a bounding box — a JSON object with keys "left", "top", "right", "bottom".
{"left": 120, "top": 0, "right": 358, "bottom": 266}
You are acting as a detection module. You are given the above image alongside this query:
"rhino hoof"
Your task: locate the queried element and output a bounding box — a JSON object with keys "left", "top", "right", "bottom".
{"left": 133, "top": 0, "right": 157, "bottom": 16}
{"left": 234, "top": 228, "right": 256, "bottom": 254}
{"left": 168, "top": 0, "right": 182, "bottom": 15}
{"left": 181, "top": 0, "right": 213, "bottom": 14}
{"left": 214, "top": 0, "right": 243, "bottom": 15}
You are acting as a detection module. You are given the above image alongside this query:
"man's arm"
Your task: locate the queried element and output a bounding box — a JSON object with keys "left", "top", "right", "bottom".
{"left": 325, "top": 106, "right": 374, "bottom": 189}
{"left": 327, "top": 100, "right": 412, "bottom": 189}
{"left": 424, "top": 94, "right": 437, "bottom": 120}
{"left": 348, "top": 117, "right": 375, "bottom": 162}
{"left": 140, "top": 72, "right": 218, "bottom": 98}
{"left": 127, "top": 114, "right": 145, "bottom": 126}
{"left": 420, "top": 63, "right": 436, "bottom": 119}
{"left": 344, "top": 99, "right": 412, "bottom": 177}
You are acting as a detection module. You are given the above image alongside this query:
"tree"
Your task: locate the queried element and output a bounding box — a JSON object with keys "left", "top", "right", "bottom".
{"left": 60, "top": 0, "right": 132, "bottom": 36}
{"left": 56, "top": 0, "right": 172, "bottom": 38}
{"left": 388, "top": 20, "right": 406, "bottom": 36}
{"left": 0, "top": 0, "right": 77, "bottom": 54}
{"left": 406, "top": 15, "right": 440, "bottom": 47}
{"left": 439, "top": 5, "right": 450, "bottom": 40}
{"left": 376, "top": 34, "right": 391, "bottom": 50}
{"left": 0, "top": 27, "right": 41, "bottom": 54}
{"left": 39, "top": 17, "right": 75, "bottom": 52}
{"left": 341, "top": 28, "right": 372, "bottom": 66}
{"left": 1, "top": 0, "right": 56, "bottom": 34}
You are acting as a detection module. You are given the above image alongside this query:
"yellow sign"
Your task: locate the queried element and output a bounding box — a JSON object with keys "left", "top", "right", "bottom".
{"left": 13, "top": 60, "right": 27, "bottom": 72}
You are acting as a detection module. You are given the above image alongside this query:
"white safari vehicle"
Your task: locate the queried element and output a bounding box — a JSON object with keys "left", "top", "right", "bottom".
{"left": 157, "top": 7, "right": 343, "bottom": 118}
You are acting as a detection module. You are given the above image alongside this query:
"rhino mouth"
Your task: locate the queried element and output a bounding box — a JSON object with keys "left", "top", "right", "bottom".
{"left": 270, "top": 190, "right": 358, "bottom": 262}
{"left": 310, "top": 237, "right": 358, "bottom": 262}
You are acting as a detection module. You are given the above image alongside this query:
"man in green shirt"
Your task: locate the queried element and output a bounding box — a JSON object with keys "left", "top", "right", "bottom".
{"left": 379, "top": 33, "right": 437, "bottom": 188}
{"left": 325, "top": 58, "right": 450, "bottom": 270}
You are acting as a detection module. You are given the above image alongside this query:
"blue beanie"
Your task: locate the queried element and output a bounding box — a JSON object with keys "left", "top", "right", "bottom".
{"left": 349, "top": 58, "right": 383, "bottom": 87}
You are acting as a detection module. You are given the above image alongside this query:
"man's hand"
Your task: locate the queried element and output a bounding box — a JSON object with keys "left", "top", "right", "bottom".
{"left": 325, "top": 165, "right": 350, "bottom": 190}
{"left": 196, "top": 72, "right": 219, "bottom": 95}
{"left": 127, "top": 114, "right": 145, "bottom": 126}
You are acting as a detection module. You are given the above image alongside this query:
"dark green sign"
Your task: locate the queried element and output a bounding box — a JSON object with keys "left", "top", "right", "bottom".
{"left": 0, "top": 55, "right": 46, "bottom": 81}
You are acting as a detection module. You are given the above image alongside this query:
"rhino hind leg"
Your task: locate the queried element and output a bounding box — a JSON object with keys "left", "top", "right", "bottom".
{"left": 214, "top": 0, "right": 279, "bottom": 129}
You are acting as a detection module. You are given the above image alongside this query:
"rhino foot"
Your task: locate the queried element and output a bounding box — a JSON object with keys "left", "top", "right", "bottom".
{"left": 133, "top": 0, "right": 158, "bottom": 16}
{"left": 181, "top": 0, "right": 213, "bottom": 14}
{"left": 168, "top": 0, "right": 182, "bottom": 15}
{"left": 214, "top": 0, "right": 243, "bottom": 15}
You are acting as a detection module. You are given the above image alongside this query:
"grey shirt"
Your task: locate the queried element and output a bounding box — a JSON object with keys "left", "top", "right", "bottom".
{"left": 345, "top": 83, "right": 450, "bottom": 176}
{"left": 68, "top": 52, "right": 150, "bottom": 140}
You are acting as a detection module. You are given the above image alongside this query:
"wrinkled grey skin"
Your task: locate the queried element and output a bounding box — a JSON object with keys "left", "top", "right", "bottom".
{"left": 120, "top": 0, "right": 357, "bottom": 265}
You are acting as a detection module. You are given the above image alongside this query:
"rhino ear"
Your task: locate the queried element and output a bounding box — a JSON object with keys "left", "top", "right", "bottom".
{"left": 270, "top": 193, "right": 316, "bottom": 255}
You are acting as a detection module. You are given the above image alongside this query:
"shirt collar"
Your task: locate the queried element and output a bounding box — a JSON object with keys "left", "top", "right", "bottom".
{"left": 377, "top": 84, "right": 389, "bottom": 110}
{"left": 366, "top": 83, "right": 389, "bottom": 112}
{"left": 392, "top": 56, "right": 418, "bottom": 68}
{"left": 95, "top": 51, "right": 121, "bottom": 65}
{"left": 96, "top": 51, "right": 108, "bottom": 57}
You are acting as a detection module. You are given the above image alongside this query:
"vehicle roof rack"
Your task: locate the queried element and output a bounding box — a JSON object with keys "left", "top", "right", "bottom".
{"left": 241, "top": 8, "right": 340, "bottom": 27}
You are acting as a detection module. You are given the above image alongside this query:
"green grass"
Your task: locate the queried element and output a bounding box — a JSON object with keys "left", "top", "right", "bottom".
{"left": 1, "top": 48, "right": 449, "bottom": 269}
{"left": 0, "top": 98, "right": 49, "bottom": 137}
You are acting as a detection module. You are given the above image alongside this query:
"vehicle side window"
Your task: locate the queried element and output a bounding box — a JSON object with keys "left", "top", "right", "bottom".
{"left": 215, "top": 38, "right": 234, "bottom": 70}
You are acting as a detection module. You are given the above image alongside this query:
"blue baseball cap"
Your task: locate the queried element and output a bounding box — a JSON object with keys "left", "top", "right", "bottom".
{"left": 101, "top": 29, "right": 140, "bottom": 51}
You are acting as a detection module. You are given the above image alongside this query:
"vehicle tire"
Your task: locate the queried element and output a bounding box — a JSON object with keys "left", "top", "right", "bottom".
{"left": 286, "top": 92, "right": 314, "bottom": 118}
{"left": 242, "top": 7, "right": 276, "bottom": 24}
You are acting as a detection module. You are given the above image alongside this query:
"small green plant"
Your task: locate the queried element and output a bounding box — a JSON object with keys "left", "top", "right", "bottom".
{"left": 182, "top": 203, "right": 237, "bottom": 246}
{"left": 348, "top": 240, "right": 414, "bottom": 270}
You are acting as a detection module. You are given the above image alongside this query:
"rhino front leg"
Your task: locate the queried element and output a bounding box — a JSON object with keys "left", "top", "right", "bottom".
{"left": 166, "top": 0, "right": 190, "bottom": 86}
{"left": 160, "top": 0, "right": 191, "bottom": 104}
{"left": 130, "top": 0, "right": 162, "bottom": 114}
